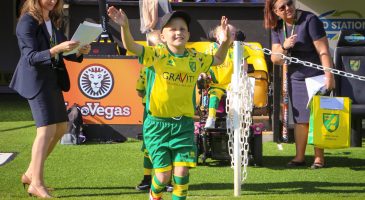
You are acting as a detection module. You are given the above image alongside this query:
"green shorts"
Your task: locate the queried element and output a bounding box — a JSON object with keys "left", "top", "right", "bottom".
{"left": 143, "top": 115, "right": 197, "bottom": 172}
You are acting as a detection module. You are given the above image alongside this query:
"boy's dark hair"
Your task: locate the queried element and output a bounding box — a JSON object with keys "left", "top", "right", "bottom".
{"left": 159, "top": 11, "right": 191, "bottom": 31}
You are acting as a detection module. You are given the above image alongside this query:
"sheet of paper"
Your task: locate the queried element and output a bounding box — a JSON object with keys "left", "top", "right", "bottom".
{"left": 63, "top": 21, "right": 102, "bottom": 56}
{"left": 305, "top": 74, "right": 325, "bottom": 108}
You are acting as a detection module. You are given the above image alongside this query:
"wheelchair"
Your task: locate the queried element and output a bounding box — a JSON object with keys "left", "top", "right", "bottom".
{"left": 194, "top": 73, "right": 264, "bottom": 166}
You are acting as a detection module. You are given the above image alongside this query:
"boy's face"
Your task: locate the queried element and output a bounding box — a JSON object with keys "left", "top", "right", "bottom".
{"left": 160, "top": 18, "right": 190, "bottom": 49}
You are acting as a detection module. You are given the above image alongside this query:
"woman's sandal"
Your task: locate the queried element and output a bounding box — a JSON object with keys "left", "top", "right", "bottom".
{"left": 286, "top": 160, "right": 306, "bottom": 167}
{"left": 310, "top": 163, "right": 325, "bottom": 169}
{"left": 21, "top": 174, "right": 54, "bottom": 191}
{"left": 28, "top": 185, "right": 52, "bottom": 199}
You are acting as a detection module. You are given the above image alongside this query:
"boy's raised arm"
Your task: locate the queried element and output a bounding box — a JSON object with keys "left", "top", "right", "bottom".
{"left": 212, "top": 16, "right": 231, "bottom": 66}
{"left": 108, "top": 6, "right": 143, "bottom": 57}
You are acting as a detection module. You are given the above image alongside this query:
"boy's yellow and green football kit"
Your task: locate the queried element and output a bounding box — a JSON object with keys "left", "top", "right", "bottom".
{"left": 206, "top": 42, "right": 249, "bottom": 118}
{"left": 139, "top": 44, "right": 213, "bottom": 171}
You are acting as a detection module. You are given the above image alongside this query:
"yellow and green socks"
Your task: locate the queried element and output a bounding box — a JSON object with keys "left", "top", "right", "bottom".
{"left": 208, "top": 95, "right": 219, "bottom": 118}
{"left": 172, "top": 174, "right": 189, "bottom": 200}
{"left": 150, "top": 175, "right": 167, "bottom": 199}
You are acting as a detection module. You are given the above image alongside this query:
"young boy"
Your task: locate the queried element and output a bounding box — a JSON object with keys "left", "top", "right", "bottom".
{"left": 135, "top": 30, "right": 173, "bottom": 192}
{"left": 135, "top": 33, "right": 174, "bottom": 192}
{"left": 204, "top": 24, "right": 249, "bottom": 129}
{"left": 108, "top": 7, "right": 230, "bottom": 200}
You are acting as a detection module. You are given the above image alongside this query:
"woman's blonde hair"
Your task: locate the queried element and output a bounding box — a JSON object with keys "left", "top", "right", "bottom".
{"left": 20, "top": 0, "right": 64, "bottom": 28}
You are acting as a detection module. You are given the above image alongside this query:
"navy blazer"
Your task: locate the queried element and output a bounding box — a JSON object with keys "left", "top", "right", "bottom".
{"left": 9, "top": 13, "right": 83, "bottom": 99}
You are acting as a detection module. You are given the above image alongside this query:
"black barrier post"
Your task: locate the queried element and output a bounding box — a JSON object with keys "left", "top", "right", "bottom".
{"left": 272, "top": 64, "right": 281, "bottom": 142}
{"left": 98, "top": 0, "right": 113, "bottom": 42}
{"left": 90, "top": 0, "right": 123, "bottom": 55}
{"left": 253, "top": 133, "right": 263, "bottom": 166}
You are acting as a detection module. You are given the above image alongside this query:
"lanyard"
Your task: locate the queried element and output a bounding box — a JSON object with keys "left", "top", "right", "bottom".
{"left": 283, "top": 20, "right": 296, "bottom": 40}
{"left": 50, "top": 31, "right": 57, "bottom": 46}
{"left": 50, "top": 28, "right": 59, "bottom": 61}
{"left": 282, "top": 20, "right": 295, "bottom": 64}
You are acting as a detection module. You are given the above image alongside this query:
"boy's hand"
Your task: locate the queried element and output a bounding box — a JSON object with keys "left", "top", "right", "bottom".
{"left": 220, "top": 16, "right": 230, "bottom": 44}
{"left": 108, "top": 6, "right": 128, "bottom": 28}
{"left": 107, "top": 6, "right": 142, "bottom": 56}
{"left": 211, "top": 16, "right": 231, "bottom": 66}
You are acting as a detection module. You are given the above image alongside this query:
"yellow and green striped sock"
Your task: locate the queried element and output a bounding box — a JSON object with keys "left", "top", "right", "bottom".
{"left": 172, "top": 174, "right": 189, "bottom": 200}
{"left": 151, "top": 175, "right": 166, "bottom": 198}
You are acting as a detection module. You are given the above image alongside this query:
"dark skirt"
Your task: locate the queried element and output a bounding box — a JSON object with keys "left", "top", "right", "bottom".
{"left": 28, "top": 82, "right": 68, "bottom": 128}
{"left": 288, "top": 78, "right": 310, "bottom": 123}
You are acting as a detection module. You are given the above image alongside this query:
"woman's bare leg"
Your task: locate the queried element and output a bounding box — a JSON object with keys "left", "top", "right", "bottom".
{"left": 292, "top": 123, "right": 309, "bottom": 162}
{"left": 24, "top": 122, "right": 67, "bottom": 178}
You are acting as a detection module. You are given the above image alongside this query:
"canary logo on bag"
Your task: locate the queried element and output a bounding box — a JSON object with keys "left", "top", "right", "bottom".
{"left": 323, "top": 113, "right": 339, "bottom": 132}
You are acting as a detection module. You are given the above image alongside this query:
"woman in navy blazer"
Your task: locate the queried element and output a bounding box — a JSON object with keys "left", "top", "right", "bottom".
{"left": 10, "top": 0, "right": 90, "bottom": 198}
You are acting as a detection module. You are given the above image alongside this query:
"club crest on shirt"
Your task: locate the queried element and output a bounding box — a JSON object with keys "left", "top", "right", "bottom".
{"left": 189, "top": 62, "right": 196, "bottom": 72}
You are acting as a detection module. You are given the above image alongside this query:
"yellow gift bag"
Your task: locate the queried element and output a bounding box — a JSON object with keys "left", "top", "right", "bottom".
{"left": 310, "top": 96, "right": 351, "bottom": 149}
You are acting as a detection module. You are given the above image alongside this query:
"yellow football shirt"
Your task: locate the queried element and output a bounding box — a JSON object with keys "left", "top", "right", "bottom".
{"left": 206, "top": 42, "right": 249, "bottom": 89}
{"left": 139, "top": 44, "right": 214, "bottom": 117}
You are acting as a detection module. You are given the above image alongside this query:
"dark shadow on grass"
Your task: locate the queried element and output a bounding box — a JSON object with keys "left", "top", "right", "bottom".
{"left": 190, "top": 181, "right": 365, "bottom": 194}
{"left": 0, "top": 124, "right": 34, "bottom": 132}
{"left": 197, "top": 154, "right": 365, "bottom": 171}
{"left": 197, "top": 160, "right": 231, "bottom": 167}
{"left": 55, "top": 186, "right": 141, "bottom": 198}
{"left": 79, "top": 142, "right": 124, "bottom": 146}
{"left": 82, "top": 124, "right": 128, "bottom": 143}
{"left": 57, "top": 192, "right": 141, "bottom": 198}
{"left": 261, "top": 155, "right": 365, "bottom": 171}
{"left": 55, "top": 186, "right": 135, "bottom": 190}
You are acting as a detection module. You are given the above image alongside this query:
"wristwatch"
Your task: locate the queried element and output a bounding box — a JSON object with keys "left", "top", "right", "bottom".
{"left": 281, "top": 45, "right": 289, "bottom": 51}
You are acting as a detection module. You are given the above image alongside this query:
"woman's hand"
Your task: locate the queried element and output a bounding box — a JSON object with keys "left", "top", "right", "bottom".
{"left": 50, "top": 41, "right": 80, "bottom": 57}
{"left": 58, "top": 41, "right": 80, "bottom": 53}
{"left": 325, "top": 73, "right": 335, "bottom": 91}
{"left": 108, "top": 6, "right": 129, "bottom": 28}
{"left": 76, "top": 44, "right": 91, "bottom": 57}
{"left": 283, "top": 34, "right": 297, "bottom": 50}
